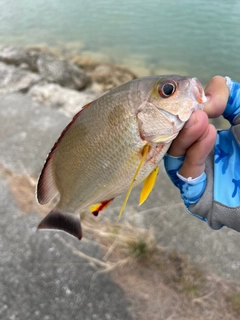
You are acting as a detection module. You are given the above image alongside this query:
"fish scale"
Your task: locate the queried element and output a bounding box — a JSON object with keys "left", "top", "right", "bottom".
{"left": 54, "top": 96, "right": 143, "bottom": 212}
{"left": 37, "top": 75, "right": 205, "bottom": 239}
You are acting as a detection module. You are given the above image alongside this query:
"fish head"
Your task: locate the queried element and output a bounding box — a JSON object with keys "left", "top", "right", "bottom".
{"left": 136, "top": 75, "right": 206, "bottom": 143}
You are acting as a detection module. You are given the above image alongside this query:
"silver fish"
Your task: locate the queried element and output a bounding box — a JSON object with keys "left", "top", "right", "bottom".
{"left": 36, "top": 75, "right": 205, "bottom": 239}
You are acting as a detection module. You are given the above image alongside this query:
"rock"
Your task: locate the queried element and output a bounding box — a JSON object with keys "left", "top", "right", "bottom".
{"left": 91, "top": 64, "right": 113, "bottom": 82}
{"left": 0, "top": 46, "right": 92, "bottom": 91}
{"left": 0, "top": 46, "right": 40, "bottom": 71}
{"left": 28, "top": 83, "right": 101, "bottom": 118}
{"left": 0, "top": 46, "right": 31, "bottom": 67}
{"left": 90, "top": 63, "right": 136, "bottom": 91}
{"left": 0, "top": 46, "right": 135, "bottom": 94}
{"left": 0, "top": 62, "right": 41, "bottom": 95}
{"left": 37, "top": 53, "right": 91, "bottom": 90}
{"left": 71, "top": 56, "right": 136, "bottom": 91}
{"left": 0, "top": 92, "right": 69, "bottom": 176}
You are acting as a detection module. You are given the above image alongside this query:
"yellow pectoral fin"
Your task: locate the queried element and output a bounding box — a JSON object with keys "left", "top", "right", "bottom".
{"left": 139, "top": 166, "right": 159, "bottom": 205}
{"left": 118, "top": 144, "right": 150, "bottom": 220}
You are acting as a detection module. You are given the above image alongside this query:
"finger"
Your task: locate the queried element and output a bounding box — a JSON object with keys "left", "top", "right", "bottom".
{"left": 168, "top": 110, "right": 209, "bottom": 157}
{"left": 179, "top": 124, "right": 216, "bottom": 178}
{"left": 204, "top": 76, "right": 229, "bottom": 118}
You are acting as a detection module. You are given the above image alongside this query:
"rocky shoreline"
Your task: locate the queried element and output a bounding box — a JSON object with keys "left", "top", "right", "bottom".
{"left": 0, "top": 46, "right": 136, "bottom": 118}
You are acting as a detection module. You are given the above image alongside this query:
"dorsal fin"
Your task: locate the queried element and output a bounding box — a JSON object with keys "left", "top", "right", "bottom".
{"left": 36, "top": 153, "right": 58, "bottom": 205}
{"left": 36, "top": 101, "right": 93, "bottom": 205}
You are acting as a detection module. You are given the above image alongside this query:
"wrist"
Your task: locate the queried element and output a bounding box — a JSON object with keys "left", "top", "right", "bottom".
{"left": 176, "top": 171, "right": 206, "bottom": 184}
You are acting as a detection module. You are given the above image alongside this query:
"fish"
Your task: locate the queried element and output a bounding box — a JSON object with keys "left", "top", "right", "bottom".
{"left": 36, "top": 75, "right": 206, "bottom": 240}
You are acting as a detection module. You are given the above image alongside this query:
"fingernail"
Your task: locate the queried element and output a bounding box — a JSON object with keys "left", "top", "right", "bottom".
{"left": 184, "top": 113, "right": 196, "bottom": 128}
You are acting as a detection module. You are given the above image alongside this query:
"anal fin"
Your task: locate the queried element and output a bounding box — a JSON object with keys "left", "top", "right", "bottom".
{"left": 139, "top": 166, "right": 159, "bottom": 205}
{"left": 90, "top": 198, "right": 114, "bottom": 216}
{"left": 38, "top": 210, "right": 82, "bottom": 240}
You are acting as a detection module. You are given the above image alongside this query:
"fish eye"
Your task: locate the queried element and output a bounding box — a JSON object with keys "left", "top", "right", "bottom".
{"left": 158, "top": 81, "right": 176, "bottom": 98}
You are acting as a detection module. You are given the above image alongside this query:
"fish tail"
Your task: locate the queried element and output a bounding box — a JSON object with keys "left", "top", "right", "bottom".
{"left": 38, "top": 209, "right": 82, "bottom": 240}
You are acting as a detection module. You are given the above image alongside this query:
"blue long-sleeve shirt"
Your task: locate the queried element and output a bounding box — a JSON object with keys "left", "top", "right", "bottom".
{"left": 164, "top": 78, "right": 240, "bottom": 231}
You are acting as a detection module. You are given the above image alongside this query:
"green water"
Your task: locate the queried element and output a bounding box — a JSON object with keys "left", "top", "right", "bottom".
{"left": 0, "top": 0, "right": 239, "bottom": 84}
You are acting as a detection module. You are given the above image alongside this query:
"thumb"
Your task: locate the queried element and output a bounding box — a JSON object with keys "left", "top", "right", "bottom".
{"left": 204, "top": 76, "right": 229, "bottom": 118}
{"left": 179, "top": 124, "right": 216, "bottom": 178}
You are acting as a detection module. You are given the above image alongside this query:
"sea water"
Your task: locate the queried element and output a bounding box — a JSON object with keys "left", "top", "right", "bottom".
{"left": 0, "top": 0, "right": 239, "bottom": 84}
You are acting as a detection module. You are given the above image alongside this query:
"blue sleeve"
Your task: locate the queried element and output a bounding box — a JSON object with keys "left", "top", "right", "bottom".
{"left": 213, "top": 129, "right": 240, "bottom": 207}
{"left": 213, "top": 78, "right": 240, "bottom": 207}
{"left": 223, "top": 78, "right": 240, "bottom": 124}
{"left": 164, "top": 154, "right": 207, "bottom": 207}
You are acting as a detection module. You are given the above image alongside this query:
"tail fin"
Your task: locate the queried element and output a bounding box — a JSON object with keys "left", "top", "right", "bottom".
{"left": 38, "top": 209, "right": 82, "bottom": 240}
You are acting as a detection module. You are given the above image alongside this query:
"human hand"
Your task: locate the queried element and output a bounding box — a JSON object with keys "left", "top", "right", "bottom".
{"left": 167, "top": 76, "right": 229, "bottom": 179}
{"left": 164, "top": 76, "right": 240, "bottom": 231}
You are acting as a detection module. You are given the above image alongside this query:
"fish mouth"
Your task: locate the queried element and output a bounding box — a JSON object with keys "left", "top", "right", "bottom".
{"left": 191, "top": 77, "right": 207, "bottom": 104}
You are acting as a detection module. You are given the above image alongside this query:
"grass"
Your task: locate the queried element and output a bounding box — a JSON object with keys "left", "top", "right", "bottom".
{"left": 229, "top": 293, "right": 240, "bottom": 316}
{"left": 127, "top": 238, "right": 148, "bottom": 258}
